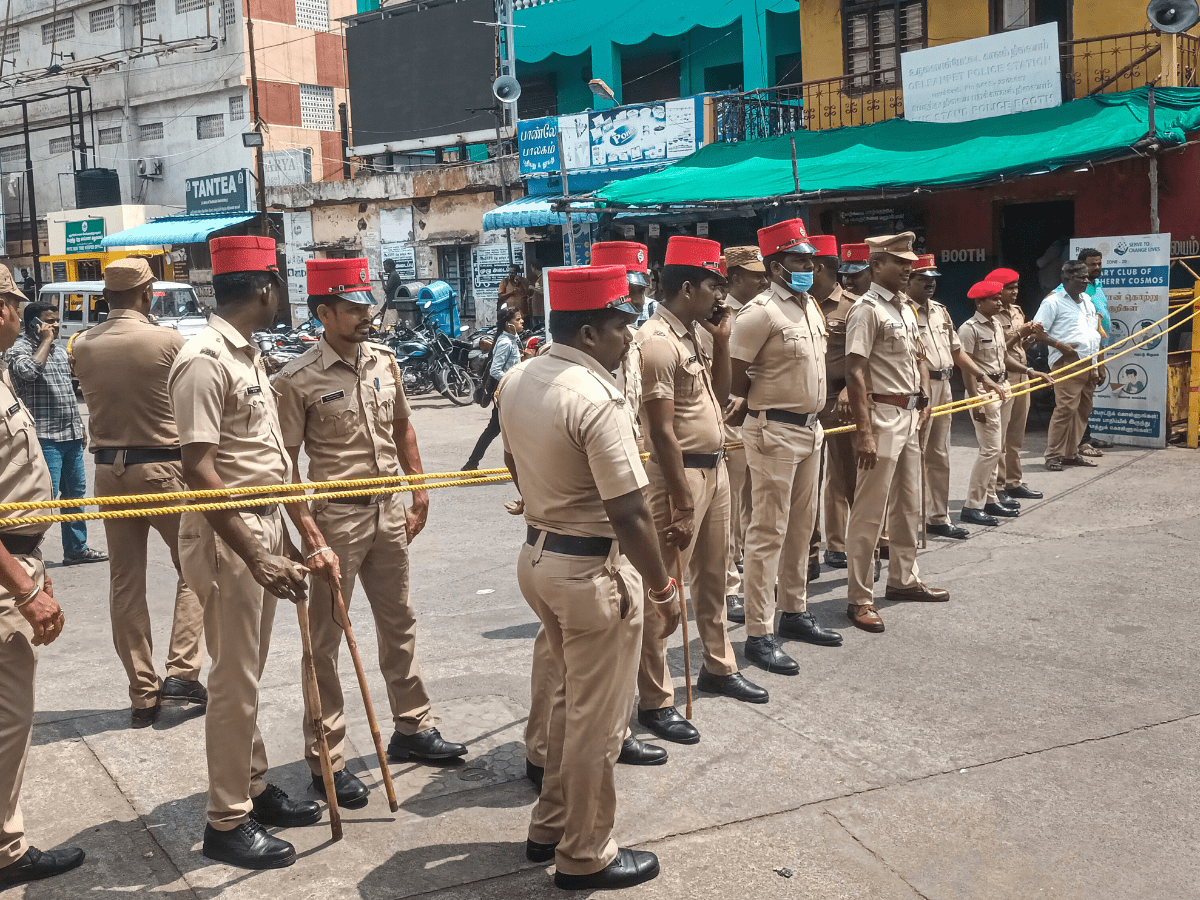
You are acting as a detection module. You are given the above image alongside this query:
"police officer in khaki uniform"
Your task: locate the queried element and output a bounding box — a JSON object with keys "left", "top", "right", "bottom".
{"left": 169, "top": 236, "right": 319, "bottom": 870}
{"left": 275, "top": 258, "right": 465, "bottom": 811}
{"left": 500, "top": 264, "right": 673, "bottom": 891}
{"left": 844, "top": 233, "right": 950, "bottom": 633}
{"left": 958, "top": 281, "right": 1021, "bottom": 527}
{"left": 70, "top": 258, "right": 206, "bottom": 728}
{"left": 0, "top": 268, "right": 85, "bottom": 889}
{"left": 636, "top": 236, "right": 767, "bottom": 745}
{"left": 719, "top": 246, "right": 769, "bottom": 625}
{"left": 729, "top": 220, "right": 842, "bottom": 676}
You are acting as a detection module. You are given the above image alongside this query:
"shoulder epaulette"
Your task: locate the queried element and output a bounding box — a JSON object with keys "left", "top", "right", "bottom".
{"left": 276, "top": 345, "right": 320, "bottom": 377}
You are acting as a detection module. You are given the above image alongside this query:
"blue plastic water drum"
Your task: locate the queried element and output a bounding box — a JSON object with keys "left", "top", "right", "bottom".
{"left": 417, "top": 281, "right": 461, "bottom": 335}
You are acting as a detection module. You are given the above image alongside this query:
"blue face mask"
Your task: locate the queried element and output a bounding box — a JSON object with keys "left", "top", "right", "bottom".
{"left": 788, "top": 270, "right": 814, "bottom": 293}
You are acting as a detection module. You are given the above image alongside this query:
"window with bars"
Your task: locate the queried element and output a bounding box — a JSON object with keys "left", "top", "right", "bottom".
{"left": 42, "top": 17, "right": 75, "bottom": 44}
{"left": 176, "top": 0, "right": 208, "bottom": 12}
{"left": 843, "top": 1, "right": 926, "bottom": 90}
{"left": 99, "top": 126, "right": 122, "bottom": 145}
{"left": 299, "top": 83, "right": 335, "bottom": 130}
{"left": 437, "top": 246, "right": 475, "bottom": 318}
{"left": 90, "top": 7, "right": 115, "bottom": 30}
{"left": 196, "top": 114, "right": 224, "bottom": 139}
{"left": 139, "top": 122, "right": 164, "bottom": 140}
{"left": 222, "top": 0, "right": 238, "bottom": 25}
{"left": 0, "top": 146, "right": 26, "bottom": 170}
{"left": 133, "top": 0, "right": 157, "bottom": 25}
{"left": 295, "top": 0, "right": 329, "bottom": 31}
{"left": 2, "top": 33, "right": 18, "bottom": 54}
{"left": 49, "top": 137, "right": 72, "bottom": 155}
{"left": 229, "top": 93, "right": 245, "bottom": 121}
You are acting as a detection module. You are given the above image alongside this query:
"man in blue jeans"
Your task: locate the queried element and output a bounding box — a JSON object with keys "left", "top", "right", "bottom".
{"left": 6, "top": 301, "right": 106, "bottom": 565}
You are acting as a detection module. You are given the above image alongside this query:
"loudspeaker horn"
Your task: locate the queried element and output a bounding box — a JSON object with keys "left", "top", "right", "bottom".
{"left": 1148, "top": 0, "right": 1200, "bottom": 33}
{"left": 492, "top": 75, "right": 522, "bottom": 103}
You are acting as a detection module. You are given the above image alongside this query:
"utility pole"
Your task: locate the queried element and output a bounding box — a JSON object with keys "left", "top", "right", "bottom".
{"left": 21, "top": 101, "right": 40, "bottom": 288}
{"left": 247, "top": 15, "right": 269, "bottom": 236}
{"left": 339, "top": 102, "right": 351, "bottom": 179}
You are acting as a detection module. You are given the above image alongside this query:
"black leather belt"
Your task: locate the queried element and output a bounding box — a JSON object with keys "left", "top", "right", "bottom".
{"left": 927, "top": 368, "right": 953, "bottom": 381}
{"left": 240, "top": 504, "right": 279, "bottom": 517}
{"left": 871, "top": 393, "right": 929, "bottom": 411}
{"left": 327, "top": 494, "right": 388, "bottom": 506}
{"left": 987, "top": 372, "right": 1009, "bottom": 382}
{"left": 526, "top": 525, "right": 612, "bottom": 557}
{"left": 93, "top": 447, "right": 182, "bottom": 466}
{"left": 0, "top": 533, "right": 43, "bottom": 555}
{"left": 747, "top": 408, "right": 819, "bottom": 427}
{"left": 681, "top": 451, "right": 724, "bottom": 468}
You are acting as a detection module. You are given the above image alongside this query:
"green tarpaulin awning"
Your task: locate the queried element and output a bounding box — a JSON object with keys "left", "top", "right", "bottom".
{"left": 597, "top": 87, "right": 1200, "bottom": 206}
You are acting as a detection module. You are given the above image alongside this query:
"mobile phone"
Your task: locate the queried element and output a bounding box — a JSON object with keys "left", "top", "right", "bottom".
{"left": 708, "top": 301, "right": 727, "bottom": 326}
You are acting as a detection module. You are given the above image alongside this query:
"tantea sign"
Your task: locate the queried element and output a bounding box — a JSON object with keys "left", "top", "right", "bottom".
{"left": 185, "top": 169, "right": 250, "bottom": 214}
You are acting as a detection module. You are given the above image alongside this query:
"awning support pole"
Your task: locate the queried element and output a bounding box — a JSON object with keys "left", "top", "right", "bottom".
{"left": 557, "top": 130, "right": 576, "bottom": 265}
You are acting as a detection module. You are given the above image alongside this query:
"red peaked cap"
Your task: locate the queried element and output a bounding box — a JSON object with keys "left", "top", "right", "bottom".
{"left": 987, "top": 267, "right": 1020, "bottom": 285}
{"left": 664, "top": 235, "right": 726, "bottom": 278}
{"left": 841, "top": 243, "right": 870, "bottom": 263}
{"left": 913, "top": 254, "right": 941, "bottom": 274}
{"left": 547, "top": 265, "right": 639, "bottom": 314}
{"left": 307, "top": 257, "right": 373, "bottom": 301}
{"left": 808, "top": 234, "right": 838, "bottom": 258}
{"left": 590, "top": 241, "right": 649, "bottom": 274}
{"left": 758, "top": 218, "right": 817, "bottom": 257}
{"left": 968, "top": 280, "right": 1005, "bottom": 300}
{"left": 211, "top": 235, "right": 278, "bottom": 276}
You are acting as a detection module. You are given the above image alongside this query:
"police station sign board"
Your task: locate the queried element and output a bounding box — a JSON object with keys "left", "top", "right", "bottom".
{"left": 65, "top": 219, "right": 105, "bottom": 254}
{"left": 901, "top": 23, "right": 1061, "bottom": 124}
{"left": 1071, "top": 233, "right": 1170, "bottom": 449}
{"left": 185, "top": 169, "right": 250, "bottom": 214}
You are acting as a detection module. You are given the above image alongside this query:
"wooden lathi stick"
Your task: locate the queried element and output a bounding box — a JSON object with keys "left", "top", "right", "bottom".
{"left": 675, "top": 551, "right": 693, "bottom": 720}
{"left": 297, "top": 597, "right": 342, "bottom": 841}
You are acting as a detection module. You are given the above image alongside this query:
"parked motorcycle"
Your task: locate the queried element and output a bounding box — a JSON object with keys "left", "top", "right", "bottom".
{"left": 381, "top": 305, "right": 476, "bottom": 405}
{"left": 254, "top": 320, "right": 322, "bottom": 373}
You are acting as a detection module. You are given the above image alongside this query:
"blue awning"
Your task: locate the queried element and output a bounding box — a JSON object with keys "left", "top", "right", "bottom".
{"left": 482, "top": 195, "right": 599, "bottom": 230}
{"left": 101, "top": 213, "right": 257, "bottom": 248}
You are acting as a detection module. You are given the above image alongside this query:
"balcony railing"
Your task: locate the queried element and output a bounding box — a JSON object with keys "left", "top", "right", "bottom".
{"left": 715, "top": 29, "right": 1197, "bottom": 144}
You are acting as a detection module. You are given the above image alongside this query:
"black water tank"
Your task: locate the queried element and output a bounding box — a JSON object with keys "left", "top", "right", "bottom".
{"left": 75, "top": 169, "right": 121, "bottom": 209}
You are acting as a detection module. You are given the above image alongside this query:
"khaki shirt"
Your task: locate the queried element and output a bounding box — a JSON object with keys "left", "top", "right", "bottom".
{"left": 274, "top": 339, "right": 412, "bottom": 484}
{"left": 70, "top": 308, "right": 184, "bottom": 449}
{"left": 168, "top": 315, "right": 290, "bottom": 489}
{"left": 730, "top": 281, "right": 827, "bottom": 415}
{"left": 498, "top": 343, "right": 647, "bottom": 539}
{"left": 995, "top": 304, "right": 1029, "bottom": 371}
{"left": 819, "top": 283, "right": 855, "bottom": 402}
{"left": 958, "top": 311, "right": 1008, "bottom": 381}
{"left": 636, "top": 305, "right": 723, "bottom": 454}
{"left": 845, "top": 284, "right": 924, "bottom": 396}
{"left": 0, "top": 371, "right": 53, "bottom": 537}
{"left": 615, "top": 325, "right": 643, "bottom": 446}
{"left": 719, "top": 295, "right": 749, "bottom": 442}
{"left": 916, "top": 299, "right": 960, "bottom": 374}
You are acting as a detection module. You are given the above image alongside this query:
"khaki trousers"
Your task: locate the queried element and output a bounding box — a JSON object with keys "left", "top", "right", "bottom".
{"left": 998, "top": 381, "right": 1031, "bottom": 489}
{"left": 846, "top": 405, "right": 922, "bottom": 606}
{"left": 742, "top": 414, "right": 823, "bottom": 636}
{"left": 0, "top": 553, "right": 42, "bottom": 868}
{"left": 966, "top": 396, "right": 1013, "bottom": 508}
{"left": 95, "top": 461, "right": 204, "bottom": 708}
{"left": 179, "top": 509, "right": 282, "bottom": 830}
{"left": 519, "top": 539, "right": 642, "bottom": 877}
{"left": 920, "top": 378, "right": 953, "bottom": 525}
{"left": 303, "top": 495, "right": 433, "bottom": 775}
{"left": 638, "top": 461, "right": 736, "bottom": 711}
{"left": 822, "top": 429, "right": 857, "bottom": 554}
{"left": 1047, "top": 374, "right": 1096, "bottom": 461}
{"left": 723, "top": 445, "right": 751, "bottom": 597}
{"left": 524, "top": 624, "right": 553, "bottom": 769}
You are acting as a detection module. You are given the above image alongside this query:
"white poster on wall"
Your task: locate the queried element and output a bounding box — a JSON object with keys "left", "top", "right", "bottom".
{"left": 282, "top": 210, "right": 313, "bottom": 325}
{"left": 1070, "top": 233, "right": 1170, "bottom": 448}
{"left": 380, "top": 243, "right": 417, "bottom": 280}
{"left": 901, "top": 22, "right": 1061, "bottom": 124}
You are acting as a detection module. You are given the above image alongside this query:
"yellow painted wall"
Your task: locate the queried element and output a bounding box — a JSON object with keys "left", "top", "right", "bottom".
{"left": 1073, "top": 4, "right": 1148, "bottom": 39}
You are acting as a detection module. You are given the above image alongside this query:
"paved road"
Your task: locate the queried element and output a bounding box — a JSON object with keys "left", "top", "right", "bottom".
{"left": 16, "top": 397, "right": 1199, "bottom": 899}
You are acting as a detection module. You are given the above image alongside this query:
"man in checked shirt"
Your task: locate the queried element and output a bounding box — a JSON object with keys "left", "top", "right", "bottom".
{"left": 7, "top": 300, "right": 106, "bottom": 566}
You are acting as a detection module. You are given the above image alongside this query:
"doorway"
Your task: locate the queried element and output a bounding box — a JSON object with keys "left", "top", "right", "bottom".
{"left": 998, "top": 199, "right": 1074, "bottom": 312}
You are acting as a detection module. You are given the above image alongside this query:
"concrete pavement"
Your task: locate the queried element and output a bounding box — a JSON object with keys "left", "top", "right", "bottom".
{"left": 13, "top": 398, "right": 1199, "bottom": 899}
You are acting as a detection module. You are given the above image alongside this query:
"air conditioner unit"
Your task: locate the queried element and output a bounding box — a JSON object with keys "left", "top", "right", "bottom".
{"left": 136, "top": 157, "right": 163, "bottom": 178}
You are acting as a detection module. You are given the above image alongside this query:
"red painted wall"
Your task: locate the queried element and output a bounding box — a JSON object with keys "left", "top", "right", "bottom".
{"left": 321, "top": 131, "right": 345, "bottom": 180}
{"left": 260, "top": 80, "right": 301, "bottom": 127}
{"left": 315, "top": 32, "right": 346, "bottom": 88}
{"left": 246, "top": 0, "right": 295, "bottom": 26}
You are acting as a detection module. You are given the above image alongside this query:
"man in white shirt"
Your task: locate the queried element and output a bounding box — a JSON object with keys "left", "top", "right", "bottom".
{"left": 1033, "top": 261, "right": 1104, "bottom": 471}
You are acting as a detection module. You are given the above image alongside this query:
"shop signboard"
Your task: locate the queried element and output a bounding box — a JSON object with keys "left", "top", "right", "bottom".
{"left": 1072, "top": 233, "right": 1170, "bottom": 448}
{"left": 282, "top": 210, "right": 313, "bottom": 323}
{"left": 562, "top": 221, "right": 594, "bottom": 266}
{"left": 264, "top": 149, "right": 311, "bottom": 187}
{"left": 901, "top": 22, "right": 1061, "bottom": 124}
{"left": 472, "top": 244, "right": 525, "bottom": 302}
{"left": 65, "top": 219, "right": 105, "bottom": 253}
{"left": 185, "top": 169, "right": 250, "bottom": 214}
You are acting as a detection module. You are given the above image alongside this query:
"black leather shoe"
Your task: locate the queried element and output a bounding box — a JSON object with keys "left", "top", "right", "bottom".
{"left": 311, "top": 769, "right": 369, "bottom": 810}
{"left": 637, "top": 706, "right": 699, "bottom": 745}
{"left": 1005, "top": 483, "right": 1042, "bottom": 499}
{"left": 618, "top": 737, "right": 668, "bottom": 765}
{"left": 983, "top": 502, "right": 1019, "bottom": 518}
{"left": 526, "top": 760, "right": 543, "bottom": 793}
{"left": 526, "top": 839, "right": 557, "bottom": 863}
{"left": 927, "top": 522, "right": 970, "bottom": 539}
{"left": 554, "top": 847, "right": 660, "bottom": 891}
{"left": 994, "top": 491, "right": 1020, "bottom": 509}
{"left": 202, "top": 821, "right": 296, "bottom": 870}
{"left": 824, "top": 550, "right": 848, "bottom": 568}
{"left": 743, "top": 635, "right": 799, "bottom": 675}
{"left": 251, "top": 784, "right": 322, "bottom": 828}
{"left": 960, "top": 507, "right": 999, "bottom": 526}
{"left": 878, "top": 546, "right": 890, "bottom": 560}
{"left": 387, "top": 727, "right": 467, "bottom": 762}
{"left": 807, "top": 559, "right": 821, "bottom": 582}
{"left": 161, "top": 676, "right": 208, "bottom": 706}
{"left": 131, "top": 700, "right": 161, "bottom": 729}
{"left": 726, "top": 594, "right": 745, "bottom": 624}
{"left": 695, "top": 667, "right": 769, "bottom": 703}
{"left": 0, "top": 846, "right": 85, "bottom": 886}
{"left": 779, "top": 611, "right": 843, "bottom": 646}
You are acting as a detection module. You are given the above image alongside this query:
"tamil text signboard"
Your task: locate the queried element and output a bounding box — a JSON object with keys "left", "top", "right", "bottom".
{"left": 185, "top": 169, "right": 250, "bottom": 214}
{"left": 380, "top": 243, "right": 417, "bottom": 280}
{"left": 901, "top": 23, "right": 1061, "bottom": 124}
{"left": 472, "top": 244, "right": 525, "bottom": 307}
{"left": 282, "top": 210, "right": 313, "bottom": 324}
{"left": 1072, "top": 233, "right": 1170, "bottom": 448}
{"left": 65, "top": 219, "right": 105, "bottom": 254}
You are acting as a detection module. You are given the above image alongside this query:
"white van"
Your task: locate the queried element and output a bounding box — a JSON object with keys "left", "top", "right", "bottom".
{"left": 36, "top": 281, "right": 208, "bottom": 341}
